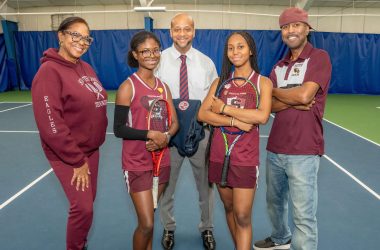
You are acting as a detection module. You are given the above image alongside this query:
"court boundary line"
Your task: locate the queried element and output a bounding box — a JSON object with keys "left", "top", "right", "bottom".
{"left": 0, "top": 115, "right": 378, "bottom": 208}
{"left": 269, "top": 114, "right": 380, "bottom": 148}
{"left": 0, "top": 103, "right": 32, "bottom": 113}
{"left": 0, "top": 130, "right": 39, "bottom": 133}
{"left": 323, "top": 118, "right": 380, "bottom": 147}
{"left": 0, "top": 169, "right": 53, "bottom": 210}
{"left": 0, "top": 102, "right": 31, "bottom": 103}
{"left": 323, "top": 154, "right": 380, "bottom": 200}
{"left": 268, "top": 114, "right": 379, "bottom": 199}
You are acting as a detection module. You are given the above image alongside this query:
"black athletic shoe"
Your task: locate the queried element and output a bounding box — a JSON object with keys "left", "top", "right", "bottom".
{"left": 201, "top": 230, "right": 216, "bottom": 250}
{"left": 253, "top": 237, "right": 291, "bottom": 250}
{"left": 161, "top": 229, "right": 174, "bottom": 250}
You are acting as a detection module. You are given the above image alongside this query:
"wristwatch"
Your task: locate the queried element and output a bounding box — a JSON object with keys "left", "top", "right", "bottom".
{"left": 164, "top": 132, "right": 171, "bottom": 142}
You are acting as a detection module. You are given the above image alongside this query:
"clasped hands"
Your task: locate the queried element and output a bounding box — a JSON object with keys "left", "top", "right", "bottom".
{"left": 146, "top": 130, "right": 169, "bottom": 152}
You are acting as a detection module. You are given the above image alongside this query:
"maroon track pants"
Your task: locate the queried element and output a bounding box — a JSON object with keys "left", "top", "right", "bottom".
{"left": 49, "top": 150, "right": 99, "bottom": 250}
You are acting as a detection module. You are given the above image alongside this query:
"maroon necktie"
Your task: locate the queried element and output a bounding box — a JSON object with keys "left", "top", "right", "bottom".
{"left": 179, "top": 55, "right": 189, "bottom": 100}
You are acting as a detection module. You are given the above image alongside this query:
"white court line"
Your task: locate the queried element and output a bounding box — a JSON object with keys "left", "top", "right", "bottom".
{"left": 323, "top": 118, "right": 380, "bottom": 147}
{"left": 0, "top": 130, "right": 267, "bottom": 209}
{"left": 323, "top": 154, "right": 380, "bottom": 200}
{"left": 270, "top": 114, "right": 380, "bottom": 147}
{"left": 0, "top": 102, "right": 31, "bottom": 103}
{"left": 269, "top": 114, "right": 380, "bottom": 198}
{"left": 0, "top": 103, "right": 32, "bottom": 113}
{"left": 0, "top": 130, "right": 39, "bottom": 133}
{"left": 0, "top": 124, "right": 377, "bottom": 210}
{"left": 376, "top": 107, "right": 380, "bottom": 109}
{"left": 0, "top": 169, "right": 53, "bottom": 210}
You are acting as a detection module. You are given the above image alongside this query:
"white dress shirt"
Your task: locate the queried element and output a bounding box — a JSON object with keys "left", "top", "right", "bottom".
{"left": 155, "top": 45, "right": 218, "bottom": 102}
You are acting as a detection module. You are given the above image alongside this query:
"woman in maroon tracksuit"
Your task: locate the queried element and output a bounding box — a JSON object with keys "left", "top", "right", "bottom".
{"left": 32, "top": 17, "right": 107, "bottom": 250}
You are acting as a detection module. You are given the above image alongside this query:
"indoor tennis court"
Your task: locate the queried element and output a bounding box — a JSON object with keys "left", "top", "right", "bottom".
{"left": 1, "top": 1, "right": 380, "bottom": 250}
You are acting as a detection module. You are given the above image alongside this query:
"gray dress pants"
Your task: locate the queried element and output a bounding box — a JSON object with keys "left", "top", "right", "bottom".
{"left": 159, "top": 130, "right": 214, "bottom": 232}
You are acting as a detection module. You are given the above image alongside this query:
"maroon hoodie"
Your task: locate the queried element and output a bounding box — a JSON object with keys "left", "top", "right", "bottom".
{"left": 32, "top": 48, "right": 108, "bottom": 167}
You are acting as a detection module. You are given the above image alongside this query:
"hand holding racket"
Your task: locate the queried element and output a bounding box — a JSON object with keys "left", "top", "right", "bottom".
{"left": 145, "top": 139, "right": 160, "bottom": 152}
{"left": 147, "top": 98, "right": 172, "bottom": 210}
{"left": 146, "top": 131, "right": 167, "bottom": 150}
{"left": 215, "top": 77, "right": 259, "bottom": 187}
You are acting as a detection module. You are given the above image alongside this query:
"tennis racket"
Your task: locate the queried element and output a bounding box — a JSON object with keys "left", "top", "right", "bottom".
{"left": 215, "top": 77, "right": 259, "bottom": 187}
{"left": 147, "top": 98, "right": 172, "bottom": 209}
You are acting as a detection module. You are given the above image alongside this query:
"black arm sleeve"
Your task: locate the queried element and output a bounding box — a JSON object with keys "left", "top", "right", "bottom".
{"left": 113, "top": 105, "right": 148, "bottom": 140}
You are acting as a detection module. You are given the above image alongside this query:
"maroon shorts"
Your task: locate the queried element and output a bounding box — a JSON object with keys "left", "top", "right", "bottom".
{"left": 208, "top": 162, "right": 259, "bottom": 188}
{"left": 123, "top": 166, "right": 170, "bottom": 193}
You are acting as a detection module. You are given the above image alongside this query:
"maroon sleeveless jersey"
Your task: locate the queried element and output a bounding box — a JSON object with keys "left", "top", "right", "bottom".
{"left": 210, "top": 71, "right": 261, "bottom": 167}
{"left": 122, "top": 73, "right": 170, "bottom": 171}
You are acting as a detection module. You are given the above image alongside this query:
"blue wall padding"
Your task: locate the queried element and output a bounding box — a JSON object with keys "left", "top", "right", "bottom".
{"left": 1, "top": 29, "right": 378, "bottom": 94}
{"left": 0, "top": 35, "right": 10, "bottom": 92}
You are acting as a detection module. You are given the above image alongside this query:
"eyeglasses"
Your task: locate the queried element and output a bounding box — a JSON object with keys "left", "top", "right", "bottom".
{"left": 63, "top": 30, "right": 94, "bottom": 46}
{"left": 138, "top": 48, "right": 161, "bottom": 58}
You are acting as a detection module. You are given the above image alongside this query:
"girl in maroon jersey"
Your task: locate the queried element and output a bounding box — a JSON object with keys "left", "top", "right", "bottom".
{"left": 198, "top": 31, "right": 272, "bottom": 250}
{"left": 32, "top": 17, "right": 107, "bottom": 250}
{"left": 113, "top": 31, "right": 178, "bottom": 250}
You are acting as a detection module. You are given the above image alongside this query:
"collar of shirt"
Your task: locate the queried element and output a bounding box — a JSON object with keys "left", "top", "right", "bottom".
{"left": 283, "top": 42, "right": 314, "bottom": 63}
{"left": 169, "top": 44, "right": 196, "bottom": 62}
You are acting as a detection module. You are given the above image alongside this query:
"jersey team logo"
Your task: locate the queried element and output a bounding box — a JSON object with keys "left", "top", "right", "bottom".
{"left": 292, "top": 67, "right": 300, "bottom": 76}
{"left": 178, "top": 100, "right": 189, "bottom": 111}
{"left": 141, "top": 95, "right": 164, "bottom": 110}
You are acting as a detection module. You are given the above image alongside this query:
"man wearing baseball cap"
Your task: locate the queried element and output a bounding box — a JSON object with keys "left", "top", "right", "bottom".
{"left": 254, "top": 7, "right": 332, "bottom": 250}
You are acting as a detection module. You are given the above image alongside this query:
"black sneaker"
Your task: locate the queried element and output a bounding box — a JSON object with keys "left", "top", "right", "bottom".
{"left": 161, "top": 230, "right": 175, "bottom": 250}
{"left": 201, "top": 230, "right": 216, "bottom": 250}
{"left": 253, "top": 237, "right": 291, "bottom": 250}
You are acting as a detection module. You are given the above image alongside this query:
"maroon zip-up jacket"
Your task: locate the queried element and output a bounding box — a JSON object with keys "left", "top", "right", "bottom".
{"left": 32, "top": 48, "right": 108, "bottom": 168}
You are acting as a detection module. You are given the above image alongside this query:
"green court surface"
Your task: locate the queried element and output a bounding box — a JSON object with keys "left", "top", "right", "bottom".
{"left": 1, "top": 91, "right": 379, "bottom": 144}
{"left": 324, "top": 94, "right": 380, "bottom": 144}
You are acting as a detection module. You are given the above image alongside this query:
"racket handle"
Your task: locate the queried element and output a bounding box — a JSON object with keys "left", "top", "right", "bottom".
{"left": 152, "top": 177, "right": 159, "bottom": 210}
{"left": 220, "top": 155, "right": 230, "bottom": 188}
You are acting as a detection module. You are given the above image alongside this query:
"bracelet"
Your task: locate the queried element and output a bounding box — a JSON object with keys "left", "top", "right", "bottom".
{"left": 230, "top": 117, "right": 234, "bottom": 127}
{"left": 164, "top": 132, "right": 171, "bottom": 142}
{"left": 221, "top": 104, "right": 227, "bottom": 114}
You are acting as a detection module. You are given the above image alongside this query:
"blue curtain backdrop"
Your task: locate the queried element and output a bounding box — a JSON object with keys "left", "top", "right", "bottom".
{"left": 0, "top": 34, "right": 10, "bottom": 92}
{"left": 4, "top": 29, "right": 380, "bottom": 94}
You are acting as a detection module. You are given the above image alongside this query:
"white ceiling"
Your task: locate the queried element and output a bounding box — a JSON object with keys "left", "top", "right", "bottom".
{"left": 4, "top": 0, "right": 380, "bottom": 9}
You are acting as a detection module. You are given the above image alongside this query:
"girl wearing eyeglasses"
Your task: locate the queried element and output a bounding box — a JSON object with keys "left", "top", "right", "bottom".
{"left": 113, "top": 31, "right": 178, "bottom": 250}
{"left": 31, "top": 17, "right": 107, "bottom": 250}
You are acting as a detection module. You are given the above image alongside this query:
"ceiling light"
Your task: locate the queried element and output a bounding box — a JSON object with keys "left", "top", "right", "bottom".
{"left": 133, "top": 6, "right": 166, "bottom": 12}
